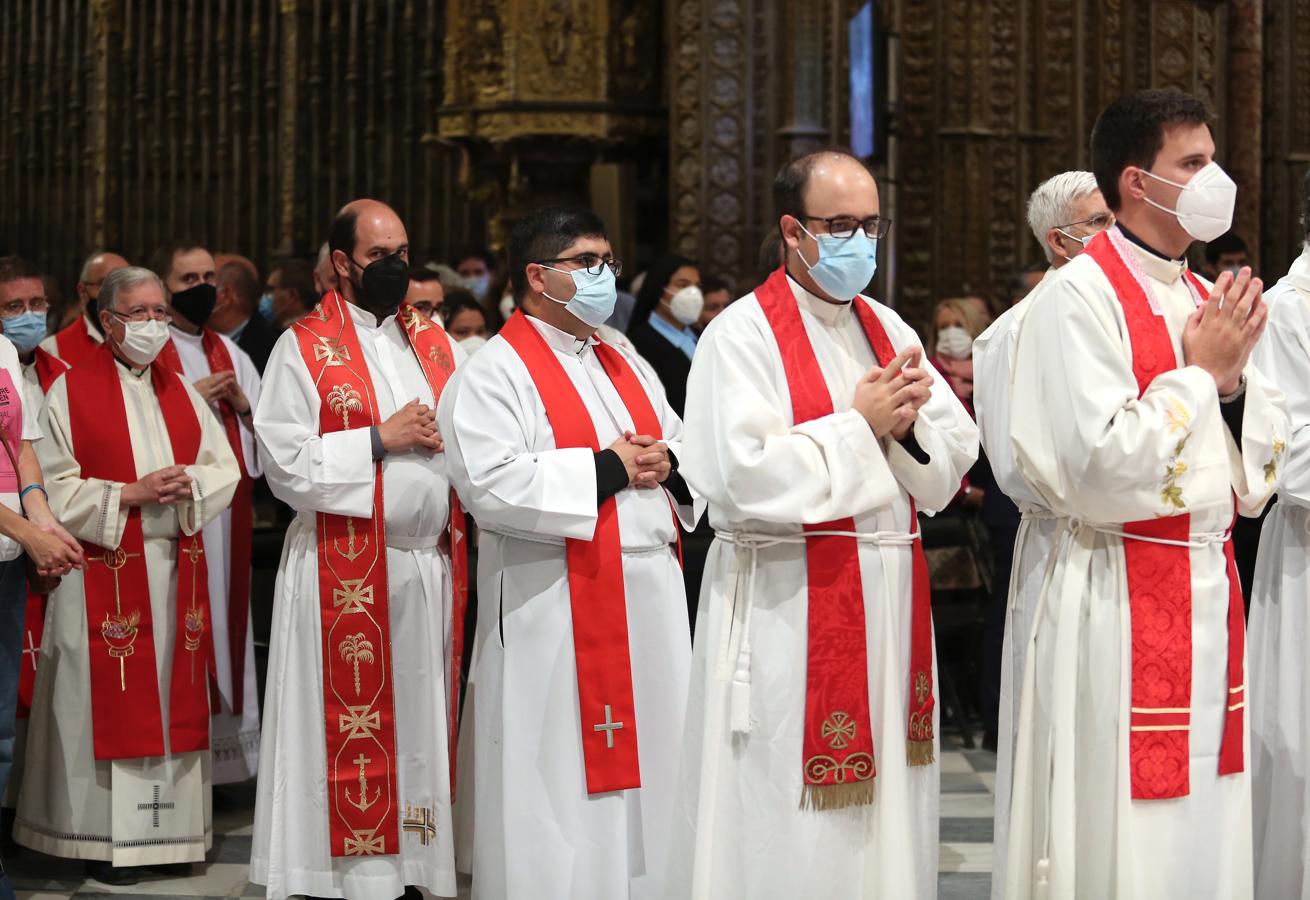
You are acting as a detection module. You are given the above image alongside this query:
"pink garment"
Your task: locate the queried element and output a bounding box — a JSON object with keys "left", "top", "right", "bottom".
{"left": 933, "top": 354, "right": 974, "bottom": 407}
{"left": 0, "top": 369, "right": 23, "bottom": 492}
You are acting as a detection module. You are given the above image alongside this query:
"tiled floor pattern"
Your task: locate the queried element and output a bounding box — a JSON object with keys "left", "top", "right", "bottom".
{"left": 7, "top": 736, "right": 996, "bottom": 899}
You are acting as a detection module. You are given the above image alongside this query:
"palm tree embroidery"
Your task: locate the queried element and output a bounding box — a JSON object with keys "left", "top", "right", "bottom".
{"left": 339, "top": 633, "right": 376, "bottom": 696}
{"left": 327, "top": 384, "right": 364, "bottom": 429}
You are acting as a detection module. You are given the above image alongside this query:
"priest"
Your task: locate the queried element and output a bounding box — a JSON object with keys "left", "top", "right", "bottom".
{"left": 1005, "top": 89, "right": 1287, "bottom": 899}
{"left": 40, "top": 250, "right": 127, "bottom": 364}
{"left": 669, "top": 150, "right": 978, "bottom": 900}
{"left": 250, "top": 199, "right": 467, "bottom": 900}
{"left": 436, "top": 205, "right": 697, "bottom": 900}
{"left": 14, "top": 265, "right": 239, "bottom": 885}
{"left": 149, "top": 240, "right": 263, "bottom": 785}
{"left": 971, "top": 169, "right": 1110, "bottom": 899}
{"left": 1249, "top": 169, "right": 1310, "bottom": 899}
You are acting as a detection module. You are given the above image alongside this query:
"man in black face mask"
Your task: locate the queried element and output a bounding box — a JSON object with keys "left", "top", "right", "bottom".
{"left": 147, "top": 240, "right": 265, "bottom": 791}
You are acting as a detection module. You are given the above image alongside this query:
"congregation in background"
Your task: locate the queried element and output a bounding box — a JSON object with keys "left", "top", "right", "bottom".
{"left": 0, "top": 85, "right": 1308, "bottom": 900}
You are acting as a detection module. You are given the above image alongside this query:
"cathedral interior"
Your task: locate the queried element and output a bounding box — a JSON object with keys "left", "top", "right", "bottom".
{"left": 0, "top": 0, "right": 1302, "bottom": 333}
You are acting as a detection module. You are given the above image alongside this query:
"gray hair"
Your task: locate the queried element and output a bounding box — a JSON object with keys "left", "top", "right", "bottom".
{"left": 97, "top": 266, "right": 163, "bottom": 315}
{"left": 1026, "top": 171, "right": 1100, "bottom": 262}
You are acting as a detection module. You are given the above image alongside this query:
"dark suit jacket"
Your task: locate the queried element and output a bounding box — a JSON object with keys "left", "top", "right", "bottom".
{"left": 236, "top": 314, "right": 276, "bottom": 374}
{"left": 627, "top": 322, "right": 693, "bottom": 418}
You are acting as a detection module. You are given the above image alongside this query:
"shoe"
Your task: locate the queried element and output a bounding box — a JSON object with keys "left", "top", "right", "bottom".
{"left": 147, "top": 862, "right": 193, "bottom": 877}
{"left": 86, "top": 860, "right": 140, "bottom": 885}
{"left": 398, "top": 887, "right": 424, "bottom": 900}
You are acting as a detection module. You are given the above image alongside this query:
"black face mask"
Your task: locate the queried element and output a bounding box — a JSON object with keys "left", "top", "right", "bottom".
{"left": 350, "top": 252, "right": 410, "bottom": 316}
{"left": 171, "top": 283, "right": 218, "bottom": 328}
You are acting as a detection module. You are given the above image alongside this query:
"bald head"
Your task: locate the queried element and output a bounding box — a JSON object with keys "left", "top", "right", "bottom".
{"left": 328, "top": 199, "right": 410, "bottom": 308}
{"left": 75, "top": 251, "right": 130, "bottom": 315}
{"left": 214, "top": 253, "right": 259, "bottom": 284}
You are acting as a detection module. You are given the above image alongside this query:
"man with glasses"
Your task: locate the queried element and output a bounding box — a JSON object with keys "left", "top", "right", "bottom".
{"left": 16, "top": 265, "right": 239, "bottom": 885}
{"left": 437, "top": 206, "right": 698, "bottom": 900}
{"left": 970, "top": 170, "right": 1111, "bottom": 898}
{"left": 670, "top": 150, "right": 978, "bottom": 899}
{"left": 41, "top": 250, "right": 128, "bottom": 365}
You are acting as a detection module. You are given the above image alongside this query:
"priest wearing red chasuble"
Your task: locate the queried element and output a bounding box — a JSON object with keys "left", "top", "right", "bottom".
{"left": 669, "top": 151, "right": 978, "bottom": 900}
{"left": 251, "top": 200, "right": 467, "bottom": 900}
{"left": 437, "top": 206, "right": 699, "bottom": 900}
{"left": 15, "top": 266, "right": 239, "bottom": 885}
{"left": 1003, "top": 90, "right": 1288, "bottom": 899}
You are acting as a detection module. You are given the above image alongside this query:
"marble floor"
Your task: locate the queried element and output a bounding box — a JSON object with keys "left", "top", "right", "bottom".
{"left": 7, "top": 735, "right": 996, "bottom": 899}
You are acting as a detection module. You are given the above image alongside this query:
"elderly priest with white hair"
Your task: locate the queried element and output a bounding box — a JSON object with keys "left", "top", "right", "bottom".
{"left": 15, "top": 265, "right": 239, "bottom": 886}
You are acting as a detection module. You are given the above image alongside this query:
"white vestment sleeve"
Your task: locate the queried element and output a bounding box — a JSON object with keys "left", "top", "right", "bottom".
{"left": 253, "top": 330, "right": 375, "bottom": 519}
{"left": 437, "top": 351, "right": 600, "bottom": 542}
{"left": 1249, "top": 296, "right": 1308, "bottom": 505}
{"left": 679, "top": 304, "right": 903, "bottom": 525}
{"left": 229, "top": 337, "right": 264, "bottom": 479}
{"left": 176, "top": 376, "right": 241, "bottom": 535}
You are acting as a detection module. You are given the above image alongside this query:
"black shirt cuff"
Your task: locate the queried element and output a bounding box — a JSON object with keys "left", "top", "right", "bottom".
{"left": 897, "top": 429, "right": 931, "bottom": 465}
{"left": 664, "top": 449, "right": 693, "bottom": 506}
{"left": 595, "top": 449, "right": 629, "bottom": 504}
{"left": 1220, "top": 391, "right": 1246, "bottom": 445}
{"left": 370, "top": 426, "right": 386, "bottom": 461}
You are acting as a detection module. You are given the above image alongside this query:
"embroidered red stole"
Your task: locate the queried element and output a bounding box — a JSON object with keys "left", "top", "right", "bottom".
{"left": 754, "top": 266, "right": 936, "bottom": 809}
{"left": 292, "top": 291, "right": 400, "bottom": 857}
{"left": 156, "top": 330, "right": 256, "bottom": 715}
{"left": 66, "top": 343, "right": 215, "bottom": 759}
{"left": 1085, "top": 231, "right": 1245, "bottom": 799}
{"left": 500, "top": 310, "right": 671, "bottom": 794}
{"left": 393, "top": 304, "right": 469, "bottom": 800}
{"left": 52, "top": 315, "right": 103, "bottom": 367}
{"left": 17, "top": 351, "right": 70, "bottom": 720}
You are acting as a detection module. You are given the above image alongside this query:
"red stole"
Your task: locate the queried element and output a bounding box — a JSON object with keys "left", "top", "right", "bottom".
{"left": 52, "top": 315, "right": 103, "bottom": 367}
{"left": 1085, "top": 230, "right": 1245, "bottom": 799}
{"left": 17, "top": 350, "right": 70, "bottom": 720}
{"left": 156, "top": 330, "right": 256, "bottom": 715}
{"left": 499, "top": 310, "right": 671, "bottom": 794}
{"left": 393, "top": 304, "right": 470, "bottom": 800}
{"left": 754, "top": 266, "right": 936, "bottom": 809}
{"left": 66, "top": 343, "right": 215, "bottom": 759}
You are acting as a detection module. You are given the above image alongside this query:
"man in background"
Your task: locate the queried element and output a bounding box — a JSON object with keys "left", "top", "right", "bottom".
{"left": 211, "top": 262, "right": 275, "bottom": 373}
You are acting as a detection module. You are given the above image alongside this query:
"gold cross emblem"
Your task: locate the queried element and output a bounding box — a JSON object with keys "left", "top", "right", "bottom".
{"left": 333, "top": 579, "right": 374, "bottom": 614}
{"left": 821, "top": 711, "right": 858, "bottom": 750}
{"left": 314, "top": 339, "right": 351, "bottom": 366}
{"left": 338, "top": 704, "right": 382, "bottom": 740}
{"left": 343, "top": 830, "right": 386, "bottom": 855}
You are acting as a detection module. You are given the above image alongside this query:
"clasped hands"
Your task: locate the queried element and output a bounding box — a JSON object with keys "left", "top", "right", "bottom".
{"left": 852, "top": 346, "right": 934, "bottom": 439}
{"left": 1182, "top": 266, "right": 1267, "bottom": 396}
{"left": 608, "top": 431, "right": 671, "bottom": 489}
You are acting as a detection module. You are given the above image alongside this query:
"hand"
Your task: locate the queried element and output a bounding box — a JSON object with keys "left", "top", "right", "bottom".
{"left": 21, "top": 525, "right": 82, "bottom": 577}
{"left": 852, "top": 347, "right": 930, "bottom": 438}
{"left": 122, "top": 465, "right": 193, "bottom": 506}
{"left": 626, "top": 432, "right": 671, "bottom": 489}
{"left": 223, "top": 379, "right": 251, "bottom": 416}
{"left": 193, "top": 372, "right": 237, "bottom": 405}
{"left": 378, "top": 399, "right": 442, "bottom": 453}
{"left": 1182, "top": 267, "right": 1267, "bottom": 395}
{"left": 606, "top": 434, "right": 657, "bottom": 488}
{"left": 889, "top": 355, "right": 935, "bottom": 441}
{"left": 961, "top": 485, "right": 985, "bottom": 508}
{"left": 26, "top": 509, "right": 85, "bottom": 571}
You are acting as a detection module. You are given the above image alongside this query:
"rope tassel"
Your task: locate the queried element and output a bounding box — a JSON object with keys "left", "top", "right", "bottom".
{"left": 730, "top": 639, "right": 752, "bottom": 734}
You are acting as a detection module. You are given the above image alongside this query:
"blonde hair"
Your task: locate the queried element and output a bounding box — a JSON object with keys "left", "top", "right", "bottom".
{"left": 928, "top": 297, "right": 989, "bottom": 356}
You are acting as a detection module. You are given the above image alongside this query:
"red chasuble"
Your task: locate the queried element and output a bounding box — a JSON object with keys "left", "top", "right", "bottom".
{"left": 499, "top": 310, "right": 675, "bottom": 795}
{"left": 293, "top": 292, "right": 467, "bottom": 857}
{"left": 52, "top": 315, "right": 103, "bottom": 367}
{"left": 1085, "top": 230, "right": 1245, "bottom": 800}
{"left": 17, "top": 349, "right": 71, "bottom": 720}
{"left": 65, "top": 344, "right": 216, "bottom": 760}
{"left": 754, "top": 266, "right": 936, "bottom": 810}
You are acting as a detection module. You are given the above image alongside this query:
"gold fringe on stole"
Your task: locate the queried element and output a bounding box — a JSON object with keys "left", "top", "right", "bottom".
{"left": 906, "top": 738, "right": 937, "bottom": 765}
{"left": 799, "top": 778, "right": 876, "bottom": 812}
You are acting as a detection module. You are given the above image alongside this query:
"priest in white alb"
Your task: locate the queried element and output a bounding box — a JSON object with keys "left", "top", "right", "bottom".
{"left": 668, "top": 150, "right": 978, "bottom": 900}
{"left": 148, "top": 240, "right": 263, "bottom": 784}
{"left": 1004, "top": 89, "right": 1288, "bottom": 899}
{"left": 971, "top": 169, "right": 1111, "bottom": 898}
{"left": 436, "top": 205, "right": 697, "bottom": 900}
{"left": 250, "top": 199, "right": 467, "bottom": 900}
{"left": 15, "top": 266, "right": 239, "bottom": 885}
{"left": 1248, "top": 169, "right": 1310, "bottom": 900}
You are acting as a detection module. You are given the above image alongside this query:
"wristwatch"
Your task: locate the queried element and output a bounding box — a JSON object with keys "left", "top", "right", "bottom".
{"left": 1220, "top": 374, "right": 1247, "bottom": 404}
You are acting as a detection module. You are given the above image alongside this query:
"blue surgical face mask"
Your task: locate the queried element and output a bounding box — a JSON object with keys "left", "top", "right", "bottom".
{"left": 466, "top": 273, "right": 492, "bottom": 300}
{"left": 2, "top": 311, "right": 47, "bottom": 354}
{"left": 797, "top": 223, "right": 878, "bottom": 300}
{"left": 258, "top": 291, "right": 276, "bottom": 321}
{"left": 541, "top": 263, "right": 617, "bottom": 328}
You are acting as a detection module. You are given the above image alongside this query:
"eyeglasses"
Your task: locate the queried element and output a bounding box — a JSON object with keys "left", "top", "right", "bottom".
{"left": 0, "top": 299, "right": 48, "bottom": 316}
{"left": 536, "top": 254, "right": 623, "bottom": 277}
{"left": 109, "top": 309, "right": 173, "bottom": 325}
{"left": 800, "top": 215, "right": 892, "bottom": 240}
{"left": 1057, "top": 213, "right": 1115, "bottom": 233}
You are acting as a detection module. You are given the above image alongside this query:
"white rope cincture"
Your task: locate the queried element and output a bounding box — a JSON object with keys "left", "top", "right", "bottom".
{"left": 714, "top": 528, "right": 920, "bottom": 736}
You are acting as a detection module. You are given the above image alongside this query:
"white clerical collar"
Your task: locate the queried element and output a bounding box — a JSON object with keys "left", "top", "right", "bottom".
{"left": 345, "top": 301, "right": 379, "bottom": 331}
{"left": 169, "top": 324, "right": 204, "bottom": 345}
{"left": 527, "top": 313, "right": 594, "bottom": 357}
{"left": 785, "top": 273, "right": 852, "bottom": 327}
{"left": 1118, "top": 230, "right": 1186, "bottom": 285}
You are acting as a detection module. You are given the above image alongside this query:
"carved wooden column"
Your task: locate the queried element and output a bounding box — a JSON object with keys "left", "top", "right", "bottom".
{"left": 1261, "top": 0, "right": 1310, "bottom": 276}
{"left": 88, "top": 0, "right": 118, "bottom": 250}
{"left": 1226, "top": 0, "right": 1262, "bottom": 264}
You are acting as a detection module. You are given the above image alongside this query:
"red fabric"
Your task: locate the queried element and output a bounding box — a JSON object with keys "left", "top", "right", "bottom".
{"left": 66, "top": 343, "right": 215, "bottom": 759}
{"left": 292, "top": 292, "right": 399, "bottom": 857}
{"left": 32, "top": 347, "right": 70, "bottom": 391}
{"left": 1085, "top": 231, "right": 1244, "bottom": 799}
{"left": 156, "top": 331, "right": 256, "bottom": 715}
{"left": 393, "top": 304, "right": 468, "bottom": 801}
{"left": 754, "top": 266, "right": 937, "bottom": 797}
{"left": 52, "top": 316, "right": 102, "bottom": 367}
{"left": 500, "top": 310, "right": 672, "bottom": 794}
